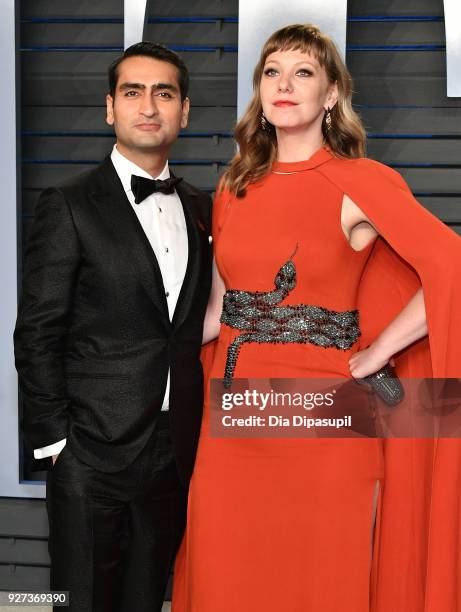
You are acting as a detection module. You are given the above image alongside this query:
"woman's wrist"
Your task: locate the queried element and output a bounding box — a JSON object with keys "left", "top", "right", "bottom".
{"left": 368, "top": 337, "right": 394, "bottom": 365}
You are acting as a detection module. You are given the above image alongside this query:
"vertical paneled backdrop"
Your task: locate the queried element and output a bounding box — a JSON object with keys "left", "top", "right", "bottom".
{"left": 1, "top": 0, "right": 459, "bottom": 592}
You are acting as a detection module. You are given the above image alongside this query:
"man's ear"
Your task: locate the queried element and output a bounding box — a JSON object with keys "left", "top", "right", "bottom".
{"left": 325, "top": 81, "right": 339, "bottom": 111}
{"left": 180, "top": 97, "right": 190, "bottom": 129}
{"left": 106, "top": 94, "right": 115, "bottom": 126}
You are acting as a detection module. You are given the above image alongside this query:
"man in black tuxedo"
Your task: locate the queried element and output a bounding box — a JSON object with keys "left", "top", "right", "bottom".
{"left": 14, "top": 42, "right": 212, "bottom": 612}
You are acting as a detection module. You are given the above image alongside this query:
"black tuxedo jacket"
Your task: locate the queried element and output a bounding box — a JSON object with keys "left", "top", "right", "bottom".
{"left": 14, "top": 156, "right": 212, "bottom": 483}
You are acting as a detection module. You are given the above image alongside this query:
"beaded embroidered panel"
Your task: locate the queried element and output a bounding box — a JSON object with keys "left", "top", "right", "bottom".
{"left": 220, "top": 258, "right": 361, "bottom": 388}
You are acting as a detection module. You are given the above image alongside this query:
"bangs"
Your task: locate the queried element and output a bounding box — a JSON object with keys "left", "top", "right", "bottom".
{"left": 261, "top": 25, "right": 329, "bottom": 68}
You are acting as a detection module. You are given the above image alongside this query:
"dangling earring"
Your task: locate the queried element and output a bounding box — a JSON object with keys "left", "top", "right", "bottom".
{"left": 260, "top": 112, "right": 270, "bottom": 132}
{"left": 324, "top": 107, "right": 332, "bottom": 132}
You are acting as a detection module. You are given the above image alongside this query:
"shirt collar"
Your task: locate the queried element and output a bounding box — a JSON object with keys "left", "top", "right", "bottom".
{"left": 110, "top": 144, "right": 171, "bottom": 195}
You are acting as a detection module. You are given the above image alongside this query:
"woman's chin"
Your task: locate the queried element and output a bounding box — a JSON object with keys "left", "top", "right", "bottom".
{"left": 274, "top": 123, "right": 315, "bottom": 135}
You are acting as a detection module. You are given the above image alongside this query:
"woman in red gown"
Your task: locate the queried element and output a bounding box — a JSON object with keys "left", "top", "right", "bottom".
{"left": 173, "top": 24, "right": 461, "bottom": 612}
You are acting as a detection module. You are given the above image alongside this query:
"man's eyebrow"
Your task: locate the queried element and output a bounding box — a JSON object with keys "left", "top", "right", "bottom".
{"left": 152, "top": 82, "right": 179, "bottom": 93}
{"left": 118, "top": 82, "right": 179, "bottom": 92}
{"left": 119, "top": 82, "right": 145, "bottom": 90}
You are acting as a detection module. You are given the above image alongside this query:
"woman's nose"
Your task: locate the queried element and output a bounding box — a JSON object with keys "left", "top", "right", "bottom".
{"left": 277, "top": 74, "right": 293, "bottom": 93}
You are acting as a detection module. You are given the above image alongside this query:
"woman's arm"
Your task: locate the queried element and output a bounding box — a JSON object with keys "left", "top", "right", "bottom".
{"left": 341, "top": 194, "right": 428, "bottom": 377}
{"left": 202, "top": 257, "right": 226, "bottom": 344}
{"left": 349, "top": 286, "right": 427, "bottom": 378}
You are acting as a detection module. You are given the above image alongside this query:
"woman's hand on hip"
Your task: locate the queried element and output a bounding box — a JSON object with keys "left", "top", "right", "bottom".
{"left": 349, "top": 344, "right": 394, "bottom": 378}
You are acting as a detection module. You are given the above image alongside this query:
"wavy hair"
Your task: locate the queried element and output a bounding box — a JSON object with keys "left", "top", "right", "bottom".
{"left": 223, "top": 24, "right": 366, "bottom": 196}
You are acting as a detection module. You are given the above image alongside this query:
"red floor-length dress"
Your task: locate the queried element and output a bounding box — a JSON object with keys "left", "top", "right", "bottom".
{"left": 173, "top": 146, "right": 461, "bottom": 611}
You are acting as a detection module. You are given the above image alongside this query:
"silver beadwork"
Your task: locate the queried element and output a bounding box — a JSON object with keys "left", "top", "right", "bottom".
{"left": 260, "top": 112, "right": 269, "bottom": 131}
{"left": 261, "top": 112, "right": 275, "bottom": 133}
{"left": 356, "top": 364, "right": 404, "bottom": 406}
{"left": 324, "top": 107, "right": 332, "bottom": 132}
{"left": 220, "top": 258, "right": 360, "bottom": 388}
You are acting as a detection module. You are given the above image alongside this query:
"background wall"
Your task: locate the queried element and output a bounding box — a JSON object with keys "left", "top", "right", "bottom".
{"left": 1, "top": 0, "right": 460, "bottom": 591}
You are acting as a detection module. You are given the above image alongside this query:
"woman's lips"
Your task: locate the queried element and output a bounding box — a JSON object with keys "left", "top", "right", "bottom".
{"left": 273, "top": 101, "right": 297, "bottom": 107}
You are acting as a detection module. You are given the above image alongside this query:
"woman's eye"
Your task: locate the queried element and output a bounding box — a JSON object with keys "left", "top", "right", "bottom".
{"left": 264, "top": 68, "right": 278, "bottom": 76}
{"left": 297, "top": 69, "right": 313, "bottom": 76}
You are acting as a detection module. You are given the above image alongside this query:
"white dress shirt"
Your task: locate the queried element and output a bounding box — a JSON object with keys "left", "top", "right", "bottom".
{"left": 34, "top": 144, "right": 188, "bottom": 459}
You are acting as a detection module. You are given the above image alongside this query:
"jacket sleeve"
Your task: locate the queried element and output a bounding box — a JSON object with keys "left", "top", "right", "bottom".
{"left": 14, "top": 187, "right": 80, "bottom": 449}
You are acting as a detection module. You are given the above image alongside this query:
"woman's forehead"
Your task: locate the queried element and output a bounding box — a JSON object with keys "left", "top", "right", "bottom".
{"left": 264, "top": 48, "right": 320, "bottom": 66}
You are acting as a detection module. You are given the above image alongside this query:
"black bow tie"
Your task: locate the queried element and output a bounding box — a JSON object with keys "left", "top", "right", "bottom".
{"left": 131, "top": 175, "right": 183, "bottom": 204}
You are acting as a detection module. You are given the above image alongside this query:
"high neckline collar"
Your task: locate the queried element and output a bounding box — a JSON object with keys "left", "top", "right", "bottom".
{"left": 271, "top": 145, "right": 334, "bottom": 173}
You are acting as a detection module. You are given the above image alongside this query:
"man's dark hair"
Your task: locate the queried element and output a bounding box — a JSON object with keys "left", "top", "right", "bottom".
{"left": 108, "top": 42, "right": 189, "bottom": 100}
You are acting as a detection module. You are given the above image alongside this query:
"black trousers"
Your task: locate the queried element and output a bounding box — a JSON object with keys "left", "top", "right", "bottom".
{"left": 46, "top": 414, "right": 187, "bottom": 612}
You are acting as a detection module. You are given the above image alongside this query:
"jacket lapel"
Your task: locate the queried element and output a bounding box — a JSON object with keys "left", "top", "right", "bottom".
{"left": 90, "top": 157, "right": 170, "bottom": 328}
{"left": 172, "top": 177, "right": 201, "bottom": 331}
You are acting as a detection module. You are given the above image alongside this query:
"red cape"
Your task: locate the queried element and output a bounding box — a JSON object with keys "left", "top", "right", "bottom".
{"left": 315, "top": 156, "right": 461, "bottom": 612}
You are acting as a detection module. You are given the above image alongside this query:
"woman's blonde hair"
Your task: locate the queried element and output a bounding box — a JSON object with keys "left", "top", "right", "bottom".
{"left": 222, "top": 24, "right": 366, "bottom": 196}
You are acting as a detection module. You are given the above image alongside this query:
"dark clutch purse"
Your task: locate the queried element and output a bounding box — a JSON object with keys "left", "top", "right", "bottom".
{"left": 356, "top": 363, "right": 404, "bottom": 407}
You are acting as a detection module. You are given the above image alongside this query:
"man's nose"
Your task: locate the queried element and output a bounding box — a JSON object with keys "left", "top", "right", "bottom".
{"left": 139, "top": 94, "right": 157, "bottom": 116}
